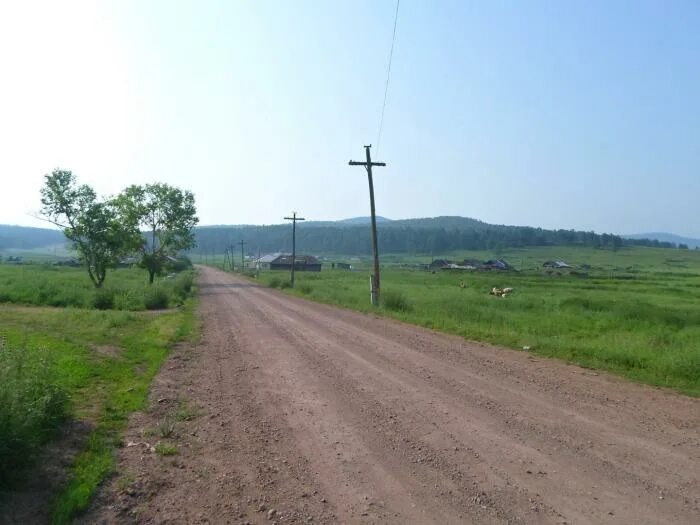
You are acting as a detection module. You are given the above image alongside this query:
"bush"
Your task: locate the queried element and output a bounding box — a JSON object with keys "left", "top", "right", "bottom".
{"left": 382, "top": 289, "right": 413, "bottom": 312}
{"left": 112, "top": 289, "right": 142, "bottom": 311}
{"left": 92, "top": 288, "right": 115, "bottom": 310}
{"left": 279, "top": 280, "right": 292, "bottom": 289}
{"left": 268, "top": 276, "right": 281, "bottom": 288}
{"left": 298, "top": 283, "right": 313, "bottom": 295}
{"left": 144, "top": 287, "right": 169, "bottom": 310}
{"left": 0, "top": 345, "right": 68, "bottom": 486}
{"left": 173, "top": 271, "right": 194, "bottom": 300}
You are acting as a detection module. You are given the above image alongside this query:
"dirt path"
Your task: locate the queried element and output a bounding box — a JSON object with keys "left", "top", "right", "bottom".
{"left": 85, "top": 266, "right": 699, "bottom": 524}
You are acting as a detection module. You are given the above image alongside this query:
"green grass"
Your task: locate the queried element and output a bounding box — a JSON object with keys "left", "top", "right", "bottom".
{"left": 0, "top": 264, "right": 194, "bottom": 311}
{"left": 257, "top": 246, "right": 700, "bottom": 396}
{"left": 154, "top": 443, "right": 178, "bottom": 456}
{"left": 0, "top": 278, "right": 197, "bottom": 523}
{"left": 0, "top": 344, "right": 68, "bottom": 487}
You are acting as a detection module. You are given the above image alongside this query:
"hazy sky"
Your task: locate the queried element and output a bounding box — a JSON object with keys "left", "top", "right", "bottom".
{"left": 1, "top": 1, "right": 698, "bottom": 235}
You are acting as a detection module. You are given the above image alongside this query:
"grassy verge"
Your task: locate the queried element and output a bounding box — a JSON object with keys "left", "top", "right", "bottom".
{"left": 0, "top": 264, "right": 194, "bottom": 311}
{"left": 257, "top": 246, "right": 700, "bottom": 396}
{"left": 0, "top": 292, "right": 197, "bottom": 523}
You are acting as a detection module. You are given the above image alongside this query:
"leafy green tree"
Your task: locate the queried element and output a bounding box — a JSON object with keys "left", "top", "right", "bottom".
{"left": 117, "top": 183, "right": 198, "bottom": 283}
{"left": 40, "top": 169, "right": 140, "bottom": 288}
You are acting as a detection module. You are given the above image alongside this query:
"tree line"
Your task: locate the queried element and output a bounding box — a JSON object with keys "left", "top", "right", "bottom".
{"left": 191, "top": 219, "right": 680, "bottom": 257}
{"left": 40, "top": 169, "right": 198, "bottom": 287}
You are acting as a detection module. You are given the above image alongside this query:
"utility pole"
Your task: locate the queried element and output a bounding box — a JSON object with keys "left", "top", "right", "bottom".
{"left": 283, "top": 211, "right": 305, "bottom": 287}
{"left": 349, "top": 145, "right": 386, "bottom": 305}
{"left": 239, "top": 240, "right": 247, "bottom": 271}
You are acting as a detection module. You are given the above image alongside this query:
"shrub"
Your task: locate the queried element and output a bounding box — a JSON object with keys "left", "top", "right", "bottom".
{"left": 279, "top": 280, "right": 292, "bottom": 289}
{"left": 298, "top": 283, "right": 313, "bottom": 295}
{"left": 113, "top": 289, "right": 141, "bottom": 311}
{"left": 382, "top": 289, "right": 413, "bottom": 312}
{"left": 173, "top": 271, "right": 194, "bottom": 300}
{"left": 144, "top": 287, "right": 169, "bottom": 310}
{"left": 0, "top": 345, "right": 68, "bottom": 486}
{"left": 268, "top": 276, "right": 281, "bottom": 288}
{"left": 92, "top": 288, "right": 115, "bottom": 310}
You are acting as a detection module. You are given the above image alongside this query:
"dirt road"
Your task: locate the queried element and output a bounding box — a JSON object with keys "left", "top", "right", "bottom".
{"left": 87, "top": 266, "right": 699, "bottom": 524}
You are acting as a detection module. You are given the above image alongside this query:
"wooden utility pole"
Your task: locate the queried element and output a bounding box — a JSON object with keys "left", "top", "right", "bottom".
{"left": 349, "top": 145, "right": 386, "bottom": 305}
{"left": 239, "top": 240, "right": 247, "bottom": 271}
{"left": 283, "top": 211, "right": 305, "bottom": 287}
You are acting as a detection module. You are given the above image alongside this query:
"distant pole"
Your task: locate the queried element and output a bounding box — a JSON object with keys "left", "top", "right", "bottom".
{"left": 284, "top": 211, "right": 306, "bottom": 287}
{"left": 239, "top": 240, "right": 247, "bottom": 271}
{"left": 349, "top": 145, "right": 386, "bottom": 305}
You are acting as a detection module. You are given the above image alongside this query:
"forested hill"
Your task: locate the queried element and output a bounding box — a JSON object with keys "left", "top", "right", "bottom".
{"left": 0, "top": 217, "right": 681, "bottom": 255}
{"left": 0, "top": 225, "right": 65, "bottom": 250}
{"left": 192, "top": 216, "right": 677, "bottom": 256}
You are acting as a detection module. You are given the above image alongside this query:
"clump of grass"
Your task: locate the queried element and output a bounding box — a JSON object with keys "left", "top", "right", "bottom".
{"left": 92, "top": 288, "right": 115, "bottom": 310}
{"left": 144, "top": 287, "right": 169, "bottom": 310}
{"left": 268, "top": 276, "right": 281, "bottom": 288}
{"left": 382, "top": 289, "right": 413, "bottom": 312}
{"left": 0, "top": 344, "right": 68, "bottom": 486}
{"left": 157, "top": 414, "right": 176, "bottom": 438}
{"left": 279, "top": 280, "right": 292, "bottom": 289}
{"left": 298, "top": 283, "right": 313, "bottom": 295}
{"left": 174, "top": 400, "right": 197, "bottom": 421}
{"left": 155, "top": 442, "right": 178, "bottom": 456}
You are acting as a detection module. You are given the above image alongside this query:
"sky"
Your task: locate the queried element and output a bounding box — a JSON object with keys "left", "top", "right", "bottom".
{"left": 0, "top": 0, "right": 698, "bottom": 236}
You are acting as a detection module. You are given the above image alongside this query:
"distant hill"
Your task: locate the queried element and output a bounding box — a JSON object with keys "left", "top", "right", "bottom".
{"left": 1, "top": 218, "right": 688, "bottom": 257}
{"left": 335, "top": 216, "right": 392, "bottom": 225}
{"left": 0, "top": 225, "right": 65, "bottom": 251}
{"left": 624, "top": 233, "right": 700, "bottom": 249}
{"left": 192, "top": 216, "right": 639, "bottom": 256}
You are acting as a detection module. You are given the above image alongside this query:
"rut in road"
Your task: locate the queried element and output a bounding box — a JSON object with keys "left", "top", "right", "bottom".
{"left": 85, "top": 266, "right": 699, "bottom": 524}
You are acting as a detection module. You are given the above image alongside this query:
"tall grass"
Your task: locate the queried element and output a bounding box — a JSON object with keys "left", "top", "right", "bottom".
{"left": 0, "top": 343, "right": 68, "bottom": 487}
{"left": 0, "top": 265, "right": 195, "bottom": 311}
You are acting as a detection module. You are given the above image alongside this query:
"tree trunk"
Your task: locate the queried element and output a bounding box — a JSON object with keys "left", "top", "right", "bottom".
{"left": 149, "top": 269, "right": 155, "bottom": 284}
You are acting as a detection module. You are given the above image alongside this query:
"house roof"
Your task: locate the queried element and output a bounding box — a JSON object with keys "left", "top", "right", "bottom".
{"left": 259, "top": 253, "right": 320, "bottom": 264}
{"left": 259, "top": 252, "right": 284, "bottom": 263}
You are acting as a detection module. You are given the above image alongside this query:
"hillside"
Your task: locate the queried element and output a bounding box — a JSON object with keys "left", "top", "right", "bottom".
{"left": 625, "top": 232, "right": 700, "bottom": 249}
{"left": 190, "top": 216, "right": 672, "bottom": 256}
{"left": 0, "top": 218, "right": 684, "bottom": 256}
{"left": 0, "top": 225, "right": 65, "bottom": 251}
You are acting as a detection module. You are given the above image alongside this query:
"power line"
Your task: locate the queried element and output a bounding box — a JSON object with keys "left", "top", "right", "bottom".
{"left": 375, "top": 0, "right": 400, "bottom": 156}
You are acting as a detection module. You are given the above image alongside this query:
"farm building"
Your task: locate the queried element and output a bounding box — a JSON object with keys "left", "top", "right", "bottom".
{"left": 479, "top": 259, "right": 513, "bottom": 271}
{"left": 429, "top": 259, "right": 453, "bottom": 270}
{"left": 258, "top": 253, "right": 322, "bottom": 272}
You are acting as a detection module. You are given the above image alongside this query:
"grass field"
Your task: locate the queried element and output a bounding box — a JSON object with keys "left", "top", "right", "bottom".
{"left": 0, "top": 264, "right": 194, "bottom": 310}
{"left": 249, "top": 246, "right": 700, "bottom": 396}
{"left": 0, "top": 263, "right": 198, "bottom": 523}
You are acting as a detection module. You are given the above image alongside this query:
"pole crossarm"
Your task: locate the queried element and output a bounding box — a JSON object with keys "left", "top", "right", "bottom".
{"left": 348, "top": 161, "right": 386, "bottom": 167}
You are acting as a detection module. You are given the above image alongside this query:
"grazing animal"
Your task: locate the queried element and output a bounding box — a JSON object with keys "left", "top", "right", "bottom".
{"left": 490, "top": 286, "right": 514, "bottom": 297}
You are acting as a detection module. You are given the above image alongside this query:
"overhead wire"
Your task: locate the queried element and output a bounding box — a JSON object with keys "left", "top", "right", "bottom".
{"left": 375, "top": 0, "right": 400, "bottom": 157}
